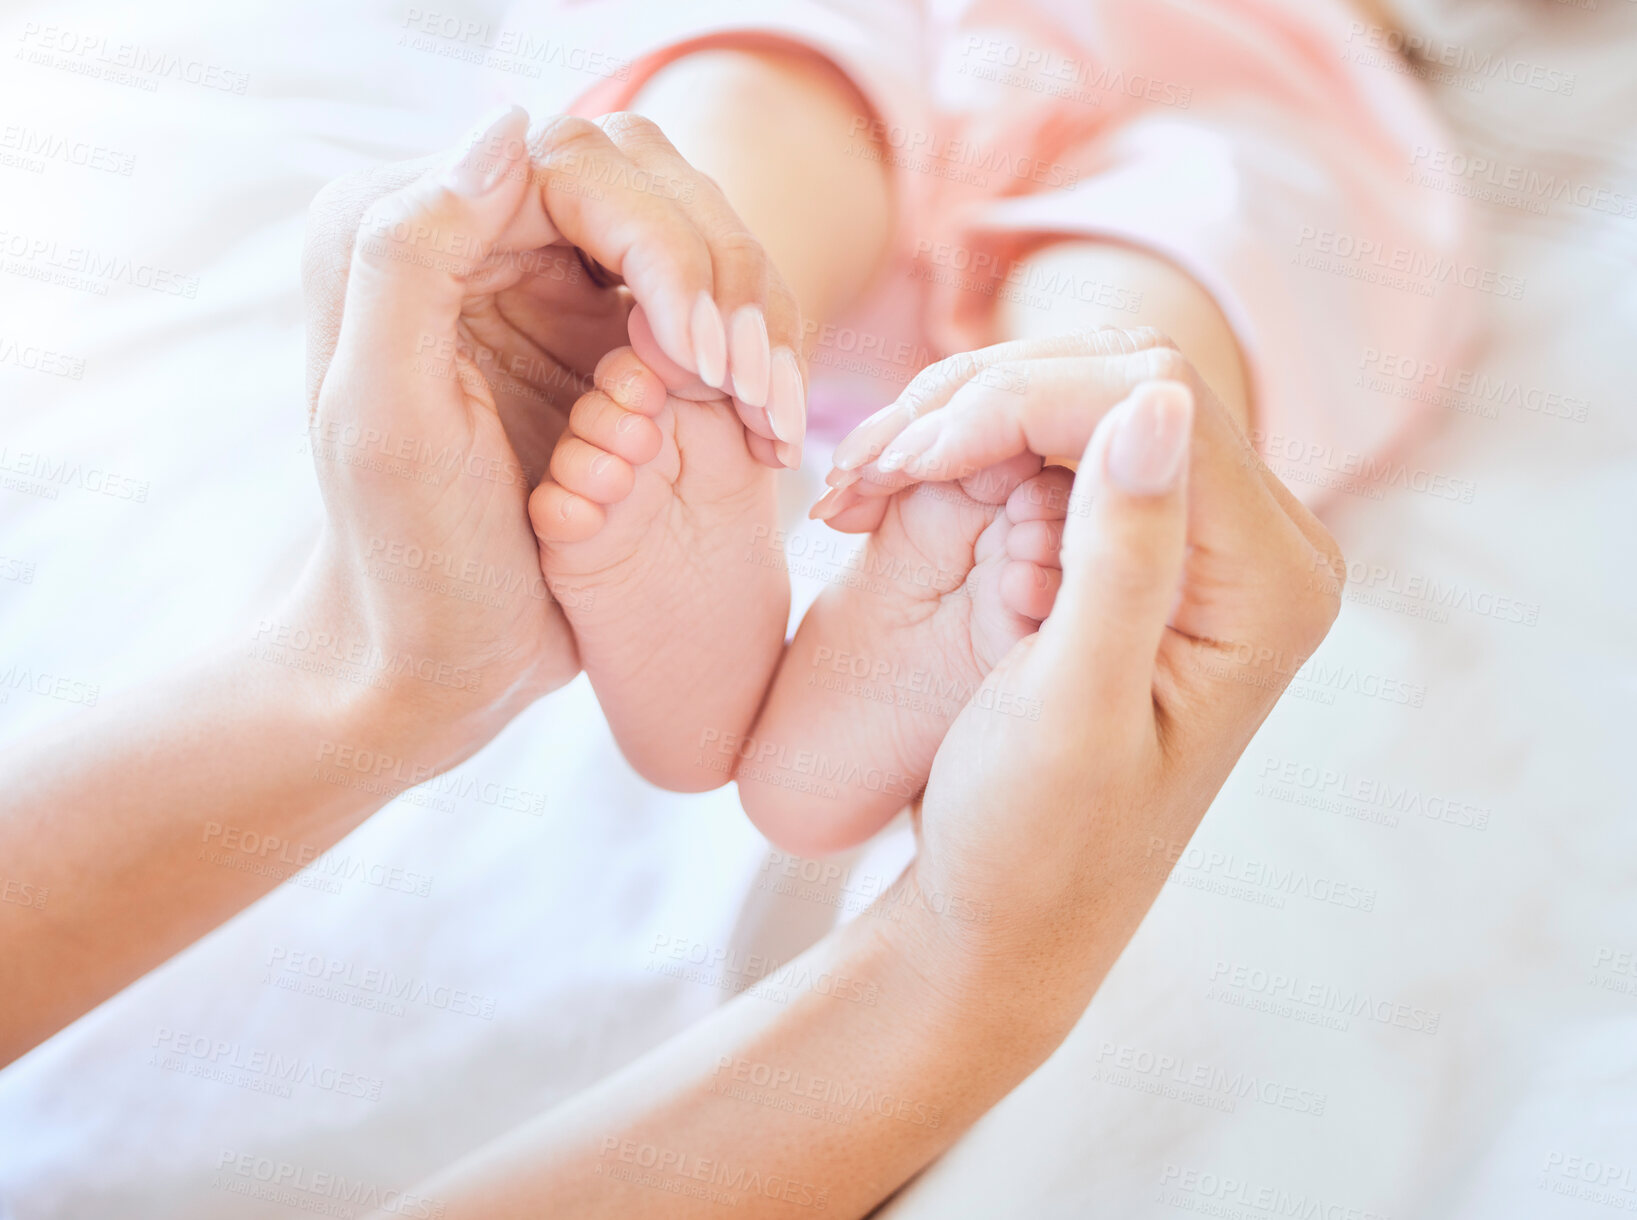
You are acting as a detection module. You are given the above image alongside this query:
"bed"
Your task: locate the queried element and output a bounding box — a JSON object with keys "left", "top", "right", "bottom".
{"left": 1, "top": 0, "right": 1634, "bottom": 1215}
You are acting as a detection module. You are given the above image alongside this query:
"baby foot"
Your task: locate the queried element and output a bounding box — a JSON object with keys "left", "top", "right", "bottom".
{"left": 738, "top": 460, "right": 1075, "bottom": 856}
{"left": 530, "top": 342, "right": 792, "bottom": 792}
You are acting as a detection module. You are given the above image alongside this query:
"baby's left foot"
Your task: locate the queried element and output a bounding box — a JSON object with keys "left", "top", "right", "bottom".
{"left": 737, "top": 462, "right": 1074, "bottom": 855}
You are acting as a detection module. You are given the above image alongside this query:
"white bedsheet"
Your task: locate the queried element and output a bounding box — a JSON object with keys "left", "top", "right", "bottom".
{"left": 1, "top": 1, "right": 1634, "bottom": 1216}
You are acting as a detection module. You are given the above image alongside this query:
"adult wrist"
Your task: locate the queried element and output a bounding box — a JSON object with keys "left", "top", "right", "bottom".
{"left": 876, "top": 866, "right": 1092, "bottom": 1059}
{"left": 270, "top": 542, "right": 542, "bottom": 791}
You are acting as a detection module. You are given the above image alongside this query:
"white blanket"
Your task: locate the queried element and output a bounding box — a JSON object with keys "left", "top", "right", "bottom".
{"left": 1, "top": 1, "right": 1634, "bottom": 1216}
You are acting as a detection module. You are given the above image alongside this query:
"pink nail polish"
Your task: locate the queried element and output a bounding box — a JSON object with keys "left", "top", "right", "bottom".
{"left": 729, "top": 307, "right": 771, "bottom": 408}
{"left": 691, "top": 293, "right": 728, "bottom": 389}
{"left": 809, "top": 487, "right": 845, "bottom": 521}
{"left": 443, "top": 106, "right": 526, "bottom": 197}
{"left": 1106, "top": 384, "right": 1192, "bottom": 495}
{"left": 768, "top": 348, "right": 805, "bottom": 446}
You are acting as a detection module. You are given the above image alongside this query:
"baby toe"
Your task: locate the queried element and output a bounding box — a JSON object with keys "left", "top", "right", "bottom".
{"left": 570, "top": 389, "right": 663, "bottom": 466}
{"left": 1005, "top": 519, "right": 1065, "bottom": 566}
{"left": 1006, "top": 465, "right": 1076, "bottom": 523}
{"left": 1000, "top": 560, "right": 1062, "bottom": 622}
{"left": 529, "top": 481, "right": 607, "bottom": 545}
{"left": 549, "top": 435, "right": 635, "bottom": 505}
{"left": 593, "top": 343, "right": 670, "bottom": 416}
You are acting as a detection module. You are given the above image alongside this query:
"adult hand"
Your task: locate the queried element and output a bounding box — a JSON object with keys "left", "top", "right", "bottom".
{"left": 299, "top": 106, "right": 810, "bottom": 769}
{"left": 880, "top": 337, "right": 1343, "bottom": 1024}
{"left": 303, "top": 107, "right": 810, "bottom": 477}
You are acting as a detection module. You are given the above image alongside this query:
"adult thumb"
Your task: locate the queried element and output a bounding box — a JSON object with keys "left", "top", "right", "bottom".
{"left": 1036, "top": 380, "right": 1192, "bottom": 717}
{"left": 332, "top": 106, "right": 534, "bottom": 388}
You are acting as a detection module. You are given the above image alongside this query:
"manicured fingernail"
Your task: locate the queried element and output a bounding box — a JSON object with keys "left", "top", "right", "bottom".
{"left": 775, "top": 439, "right": 802, "bottom": 469}
{"left": 768, "top": 348, "right": 806, "bottom": 446}
{"left": 691, "top": 293, "right": 728, "bottom": 389}
{"left": 825, "top": 466, "right": 860, "bottom": 490}
{"left": 1106, "top": 383, "right": 1192, "bottom": 495}
{"left": 809, "top": 487, "right": 845, "bottom": 521}
{"left": 832, "top": 403, "right": 897, "bottom": 471}
{"left": 728, "top": 307, "right": 771, "bottom": 408}
{"left": 876, "top": 427, "right": 934, "bottom": 475}
{"left": 443, "top": 105, "right": 526, "bottom": 197}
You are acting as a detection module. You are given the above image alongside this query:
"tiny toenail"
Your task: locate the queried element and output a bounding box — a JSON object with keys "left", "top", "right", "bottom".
{"left": 591, "top": 453, "right": 612, "bottom": 475}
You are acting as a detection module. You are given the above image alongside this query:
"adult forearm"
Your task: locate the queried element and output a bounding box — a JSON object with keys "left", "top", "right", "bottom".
{"left": 396, "top": 874, "right": 1080, "bottom": 1218}
{"left": 0, "top": 555, "right": 447, "bottom": 1064}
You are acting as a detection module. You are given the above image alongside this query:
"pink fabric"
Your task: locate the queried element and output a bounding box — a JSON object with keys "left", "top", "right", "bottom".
{"left": 503, "top": 0, "right": 1475, "bottom": 506}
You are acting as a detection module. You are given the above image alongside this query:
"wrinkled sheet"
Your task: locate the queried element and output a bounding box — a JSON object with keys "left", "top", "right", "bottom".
{"left": 1, "top": 1, "right": 1634, "bottom": 1216}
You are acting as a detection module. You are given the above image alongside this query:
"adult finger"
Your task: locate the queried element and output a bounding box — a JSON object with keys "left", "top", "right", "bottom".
{"left": 599, "top": 113, "right": 807, "bottom": 460}
{"left": 327, "top": 106, "right": 535, "bottom": 434}
{"left": 828, "top": 327, "right": 1176, "bottom": 475}
{"left": 519, "top": 114, "right": 721, "bottom": 387}
{"left": 1032, "top": 381, "right": 1192, "bottom": 722}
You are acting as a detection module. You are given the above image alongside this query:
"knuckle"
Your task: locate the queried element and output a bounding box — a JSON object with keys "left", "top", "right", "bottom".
{"left": 302, "top": 169, "right": 379, "bottom": 288}
{"left": 534, "top": 115, "right": 611, "bottom": 164}
{"left": 1129, "top": 325, "right": 1179, "bottom": 352}
{"left": 596, "top": 111, "right": 668, "bottom": 150}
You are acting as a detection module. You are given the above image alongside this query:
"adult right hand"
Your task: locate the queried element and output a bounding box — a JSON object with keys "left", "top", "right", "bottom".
{"left": 899, "top": 346, "right": 1344, "bottom": 1029}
